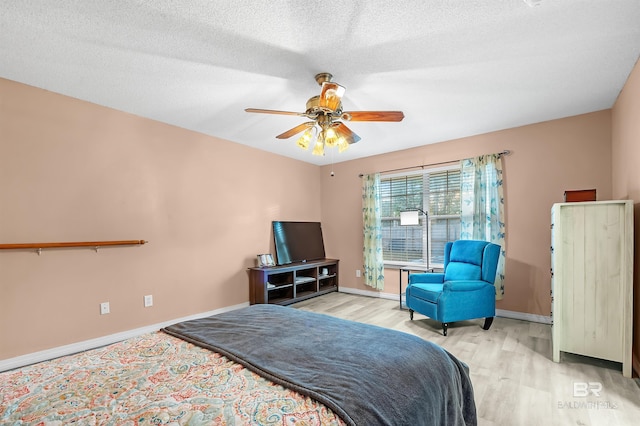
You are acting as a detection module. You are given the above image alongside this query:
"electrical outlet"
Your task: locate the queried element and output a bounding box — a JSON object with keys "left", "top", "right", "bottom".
{"left": 144, "top": 295, "right": 153, "bottom": 307}
{"left": 356, "top": 269, "right": 361, "bottom": 278}
{"left": 100, "top": 302, "right": 110, "bottom": 315}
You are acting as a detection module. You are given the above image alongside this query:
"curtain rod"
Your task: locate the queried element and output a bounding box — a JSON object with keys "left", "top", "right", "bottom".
{"left": 358, "top": 149, "right": 511, "bottom": 177}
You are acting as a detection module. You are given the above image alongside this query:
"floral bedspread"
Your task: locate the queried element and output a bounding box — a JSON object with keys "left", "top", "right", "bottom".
{"left": 0, "top": 331, "right": 345, "bottom": 425}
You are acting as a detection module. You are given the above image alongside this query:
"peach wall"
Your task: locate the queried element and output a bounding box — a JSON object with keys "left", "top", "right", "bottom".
{"left": 321, "top": 111, "right": 612, "bottom": 317}
{"left": 0, "top": 78, "right": 323, "bottom": 359}
{"left": 0, "top": 75, "right": 617, "bottom": 361}
{"left": 611, "top": 58, "right": 640, "bottom": 374}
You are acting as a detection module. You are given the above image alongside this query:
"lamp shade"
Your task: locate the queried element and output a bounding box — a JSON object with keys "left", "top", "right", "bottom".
{"left": 400, "top": 211, "right": 420, "bottom": 225}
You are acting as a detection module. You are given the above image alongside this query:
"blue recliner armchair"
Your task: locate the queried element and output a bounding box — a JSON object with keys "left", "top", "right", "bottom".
{"left": 406, "top": 239, "right": 500, "bottom": 336}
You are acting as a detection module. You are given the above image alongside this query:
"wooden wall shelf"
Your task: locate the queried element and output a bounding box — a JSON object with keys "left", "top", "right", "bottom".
{"left": 0, "top": 240, "right": 148, "bottom": 254}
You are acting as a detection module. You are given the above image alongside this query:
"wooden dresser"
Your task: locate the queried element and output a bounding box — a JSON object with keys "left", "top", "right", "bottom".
{"left": 551, "top": 200, "right": 633, "bottom": 377}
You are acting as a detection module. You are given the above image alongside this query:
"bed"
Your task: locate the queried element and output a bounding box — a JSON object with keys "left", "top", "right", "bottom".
{"left": 1, "top": 304, "right": 477, "bottom": 425}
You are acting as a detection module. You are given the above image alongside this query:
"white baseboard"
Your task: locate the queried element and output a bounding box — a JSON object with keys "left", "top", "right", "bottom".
{"left": 339, "top": 287, "right": 397, "bottom": 300}
{"left": 0, "top": 302, "right": 249, "bottom": 373}
{"left": 496, "top": 309, "right": 552, "bottom": 324}
{"left": 338, "top": 288, "right": 552, "bottom": 324}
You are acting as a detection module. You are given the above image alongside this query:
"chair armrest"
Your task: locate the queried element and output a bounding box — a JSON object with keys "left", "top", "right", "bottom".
{"left": 408, "top": 273, "right": 444, "bottom": 284}
{"left": 443, "top": 280, "right": 491, "bottom": 292}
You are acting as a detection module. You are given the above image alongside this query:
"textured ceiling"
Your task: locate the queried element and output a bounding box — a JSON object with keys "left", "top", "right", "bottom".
{"left": 1, "top": 0, "right": 639, "bottom": 165}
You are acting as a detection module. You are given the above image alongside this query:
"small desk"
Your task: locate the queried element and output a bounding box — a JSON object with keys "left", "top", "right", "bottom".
{"left": 399, "top": 266, "right": 435, "bottom": 310}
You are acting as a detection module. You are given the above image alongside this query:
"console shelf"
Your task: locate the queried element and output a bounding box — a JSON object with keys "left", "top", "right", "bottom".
{"left": 249, "top": 258, "right": 339, "bottom": 305}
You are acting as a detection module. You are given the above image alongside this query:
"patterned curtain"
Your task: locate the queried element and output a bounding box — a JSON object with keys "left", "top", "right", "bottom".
{"left": 362, "top": 173, "right": 385, "bottom": 290}
{"left": 460, "top": 154, "right": 506, "bottom": 299}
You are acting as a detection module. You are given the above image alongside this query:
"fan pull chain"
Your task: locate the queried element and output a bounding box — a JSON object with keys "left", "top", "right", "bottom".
{"left": 330, "top": 146, "right": 335, "bottom": 177}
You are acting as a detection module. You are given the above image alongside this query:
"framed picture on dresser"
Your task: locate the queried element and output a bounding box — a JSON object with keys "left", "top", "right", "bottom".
{"left": 257, "top": 253, "right": 275, "bottom": 267}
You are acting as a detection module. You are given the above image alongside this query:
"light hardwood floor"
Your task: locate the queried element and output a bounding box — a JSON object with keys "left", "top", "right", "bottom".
{"left": 292, "top": 292, "right": 640, "bottom": 426}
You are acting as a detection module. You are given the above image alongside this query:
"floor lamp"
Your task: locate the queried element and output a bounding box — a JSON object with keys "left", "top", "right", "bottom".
{"left": 400, "top": 209, "right": 429, "bottom": 270}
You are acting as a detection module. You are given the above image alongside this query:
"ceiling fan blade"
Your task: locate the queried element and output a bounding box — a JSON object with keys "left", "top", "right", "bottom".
{"left": 245, "top": 108, "right": 306, "bottom": 117}
{"left": 342, "top": 111, "right": 405, "bottom": 122}
{"left": 335, "top": 122, "right": 361, "bottom": 144}
{"left": 318, "top": 82, "right": 346, "bottom": 111}
{"left": 275, "top": 122, "right": 315, "bottom": 139}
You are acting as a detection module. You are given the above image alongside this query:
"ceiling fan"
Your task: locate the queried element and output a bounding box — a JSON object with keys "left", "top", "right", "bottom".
{"left": 245, "top": 73, "right": 404, "bottom": 156}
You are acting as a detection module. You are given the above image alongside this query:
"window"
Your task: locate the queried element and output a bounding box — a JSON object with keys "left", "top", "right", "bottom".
{"left": 380, "top": 166, "right": 461, "bottom": 268}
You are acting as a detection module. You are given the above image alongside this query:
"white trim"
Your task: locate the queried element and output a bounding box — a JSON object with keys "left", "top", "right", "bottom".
{"left": 496, "top": 309, "right": 552, "bottom": 324}
{"left": 339, "top": 287, "right": 397, "bottom": 300}
{"left": 0, "top": 302, "right": 249, "bottom": 373}
{"left": 339, "top": 288, "right": 552, "bottom": 324}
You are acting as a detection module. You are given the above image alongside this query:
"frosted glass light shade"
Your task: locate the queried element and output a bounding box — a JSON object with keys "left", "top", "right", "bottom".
{"left": 319, "top": 82, "right": 345, "bottom": 111}
{"left": 337, "top": 137, "right": 349, "bottom": 152}
{"left": 324, "top": 127, "right": 339, "bottom": 147}
{"left": 312, "top": 141, "right": 325, "bottom": 156}
{"left": 296, "top": 129, "right": 313, "bottom": 150}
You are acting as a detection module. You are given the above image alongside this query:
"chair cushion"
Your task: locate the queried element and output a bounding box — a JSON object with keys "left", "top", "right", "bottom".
{"left": 443, "top": 280, "right": 492, "bottom": 292}
{"left": 407, "top": 283, "right": 443, "bottom": 303}
{"left": 449, "top": 240, "right": 487, "bottom": 264}
{"left": 408, "top": 273, "right": 444, "bottom": 284}
{"left": 444, "top": 240, "right": 488, "bottom": 281}
{"left": 445, "top": 262, "right": 481, "bottom": 281}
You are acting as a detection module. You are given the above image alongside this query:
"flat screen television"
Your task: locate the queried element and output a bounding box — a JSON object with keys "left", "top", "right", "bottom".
{"left": 272, "top": 221, "right": 326, "bottom": 265}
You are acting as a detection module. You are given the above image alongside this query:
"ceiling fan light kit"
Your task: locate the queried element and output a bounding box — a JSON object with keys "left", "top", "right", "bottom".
{"left": 245, "top": 73, "right": 404, "bottom": 156}
{"left": 296, "top": 128, "right": 314, "bottom": 150}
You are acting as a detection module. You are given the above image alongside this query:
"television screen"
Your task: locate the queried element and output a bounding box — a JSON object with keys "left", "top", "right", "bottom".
{"left": 272, "top": 221, "right": 326, "bottom": 265}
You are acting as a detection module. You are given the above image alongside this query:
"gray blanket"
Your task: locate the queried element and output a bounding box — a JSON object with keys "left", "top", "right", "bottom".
{"left": 163, "top": 304, "right": 476, "bottom": 426}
